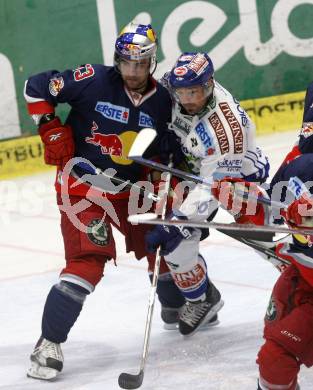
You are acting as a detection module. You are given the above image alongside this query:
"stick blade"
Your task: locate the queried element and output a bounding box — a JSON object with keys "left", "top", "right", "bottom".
{"left": 128, "top": 128, "right": 157, "bottom": 158}
{"left": 118, "top": 371, "right": 144, "bottom": 389}
{"left": 128, "top": 213, "right": 158, "bottom": 224}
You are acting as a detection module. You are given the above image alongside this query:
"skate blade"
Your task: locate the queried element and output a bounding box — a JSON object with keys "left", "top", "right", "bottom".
{"left": 163, "top": 316, "right": 220, "bottom": 331}
{"left": 27, "top": 362, "right": 59, "bottom": 381}
{"left": 163, "top": 322, "right": 179, "bottom": 330}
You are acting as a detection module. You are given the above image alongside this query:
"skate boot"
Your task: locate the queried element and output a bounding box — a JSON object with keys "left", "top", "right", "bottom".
{"left": 161, "top": 306, "right": 182, "bottom": 330}
{"left": 179, "top": 281, "right": 224, "bottom": 336}
{"left": 27, "top": 337, "right": 64, "bottom": 380}
{"left": 162, "top": 305, "right": 219, "bottom": 330}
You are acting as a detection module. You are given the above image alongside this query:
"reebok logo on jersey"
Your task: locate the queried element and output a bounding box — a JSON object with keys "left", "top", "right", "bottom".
{"left": 49, "top": 132, "right": 62, "bottom": 141}
{"left": 95, "top": 102, "right": 129, "bottom": 124}
{"left": 139, "top": 111, "right": 154, "bottom": 128}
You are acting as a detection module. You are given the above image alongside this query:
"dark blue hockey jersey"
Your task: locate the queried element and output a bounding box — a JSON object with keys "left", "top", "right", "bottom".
{"left": 268, "top": 84, "right": 313, "bottom": 283}
{"left": 269, "top": 81, "right": 313, "bottom": 184}
{"left": 25, "top": 64, "right": 172, "bottom": 184}
{"left": 300, "top": 81, "right": 313, "bottom": 153}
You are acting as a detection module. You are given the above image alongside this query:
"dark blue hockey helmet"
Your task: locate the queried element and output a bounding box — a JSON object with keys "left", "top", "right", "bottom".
{"left": 169, "top": 52, "right": 214, "bottom": 93}
{"left": 114, "top": 22, "right": 158, "bottom": 73}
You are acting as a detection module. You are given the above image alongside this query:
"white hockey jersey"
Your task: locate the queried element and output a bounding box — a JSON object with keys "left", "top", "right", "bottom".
{"left": 168, "top": 81, "right": 269, "bottom": 220}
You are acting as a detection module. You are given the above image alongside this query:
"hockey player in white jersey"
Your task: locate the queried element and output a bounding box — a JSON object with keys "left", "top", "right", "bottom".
{"left": 146, "top": 52, "right": 270, "bottom": 336}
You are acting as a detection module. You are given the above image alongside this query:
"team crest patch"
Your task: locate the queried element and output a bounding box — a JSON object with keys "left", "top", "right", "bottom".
{"left": 265, "top": 295, "right": 277, "bottom": 321}
{"left": 49, "top": 77, "right": 64, "bottom": 96}
{"left": 208, "top": 96, "right": 216, "bottom": 109}
{"left": 301, "top": 122, "right": 313, "bottom": 138}
{"left": 87, "top": 219, "right": 110, "bottom": 246}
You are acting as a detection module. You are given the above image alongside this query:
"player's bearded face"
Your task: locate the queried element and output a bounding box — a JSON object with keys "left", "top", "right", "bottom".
{"left": 174, "top": 84, "right": 211, "bottom": 115}
{"left": 120, "top": 58, "right": 150, "bottom": 92}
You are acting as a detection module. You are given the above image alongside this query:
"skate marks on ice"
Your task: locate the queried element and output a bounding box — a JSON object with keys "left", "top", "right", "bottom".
{"left": 1, "top": 323, "right": 312, "bottom": 390}
{"left": 0, "top": 341, "right": 118, "bottom": 390}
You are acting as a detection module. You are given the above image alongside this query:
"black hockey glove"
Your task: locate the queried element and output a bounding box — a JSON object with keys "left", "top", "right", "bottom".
{"left": 159, "top": 132, "right": 185, "bottom": 166}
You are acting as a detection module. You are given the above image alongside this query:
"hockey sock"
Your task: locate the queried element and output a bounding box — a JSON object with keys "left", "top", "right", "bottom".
{"left": 41, "top": 281, "right": 89, "bottom": 343}
{"left": 172, "top": 254, "right": 209, "bottom": 302}
{"left": 150, "top": 273, "right": 186, "bottom": 308}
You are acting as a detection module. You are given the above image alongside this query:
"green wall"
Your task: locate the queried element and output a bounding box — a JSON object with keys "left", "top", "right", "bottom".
{"left": 1, "top": 0, "right": 313, "bottom": 138}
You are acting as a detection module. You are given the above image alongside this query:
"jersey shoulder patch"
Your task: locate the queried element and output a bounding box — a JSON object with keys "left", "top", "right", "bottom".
{"left": 73, "top": 64, "right": 95, "bottom": 81}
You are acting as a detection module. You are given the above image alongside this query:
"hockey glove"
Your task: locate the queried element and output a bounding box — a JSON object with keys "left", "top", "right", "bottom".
{"left": 39, "top": 116, "right": 75, "bottom": 168}
{"left": 211, "top": 177, "right": 267, "bottom": 225}
{"left": 145, "top": 212, "right": 193, "bottom": 256}
{"left": 241, "top": 147, "right": 270, "bottom": 183}
{"left": 159, "top": 132, "right": 186, "bottom": 166}
{"left": 285, "top": 194, "right": 313, "bottom": 228}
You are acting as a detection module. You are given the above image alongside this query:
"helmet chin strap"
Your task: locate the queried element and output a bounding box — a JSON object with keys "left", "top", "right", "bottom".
{"left": 150, "top": 59, "right": 157, "bottom": 76}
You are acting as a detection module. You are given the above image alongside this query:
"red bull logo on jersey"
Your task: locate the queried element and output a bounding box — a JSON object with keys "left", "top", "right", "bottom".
{"left": 95, "top": 101, "right": 129, "bottom": 124}
{"left": 85, "top": 122, "right": 123, "bottom": 156}
{"left": 49, "top": 77, "right": 64, "bottom": 96}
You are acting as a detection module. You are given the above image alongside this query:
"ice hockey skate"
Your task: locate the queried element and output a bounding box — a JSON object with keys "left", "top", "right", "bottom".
{"left": 161, "top": 305, "right": 219, "bottom": 330}
{"left": 27, "top": 337, "right": 64, "bottom": 380}
{"left": 179, "top": 281, "right": 224, "bottom": 336}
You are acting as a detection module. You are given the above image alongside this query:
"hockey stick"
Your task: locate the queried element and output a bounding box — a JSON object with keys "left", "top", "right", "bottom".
{"left": 73, "top": 157, "right": 289, "bottom": 270}
{"left": 127, "top": 128, "right": 281, "bottom": 210}
{"left": 129, "top": 155, "right": 286, "bottom": 209}
{"left": 217, "top": 229, "right": 290, "bottom": 271}
{"left": 118, "top": 159, "right": 173, "bottom": 389}
{"left": 130, "top": 155, "right": 210, "bottom": 185}
{"left": 127, "top": 213, "right": 313, "bottom": 237}
{"left": 70, "top": 157, "right": 160, "bottom": 202}
{"left": 128, "top": 215, "right": 296, "bottom": 272}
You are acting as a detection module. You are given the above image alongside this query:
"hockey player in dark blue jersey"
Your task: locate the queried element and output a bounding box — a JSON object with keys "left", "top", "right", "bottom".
{"left": 24, "top": 22, "right": 185, "bottom": 380}
{"left": 270, "top": 81, "right": 313, "bottom": 171}
{"left": 256, "top": 83, "right": 313, "bottom": 390}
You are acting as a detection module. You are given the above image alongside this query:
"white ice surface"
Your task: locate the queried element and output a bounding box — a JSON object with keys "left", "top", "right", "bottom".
{"left": 0, "top": 130, "right": 312, "bottom": 389}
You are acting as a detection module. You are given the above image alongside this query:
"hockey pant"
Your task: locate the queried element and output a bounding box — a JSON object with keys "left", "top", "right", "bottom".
{"left": 257, "top": 265, "right": 313, "bottom": 389}
{"left": 57, "top": 193, "right": 172, "bottom": 289}
{"left": 40, "top": 194, "right": 178, "bottom": 343}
